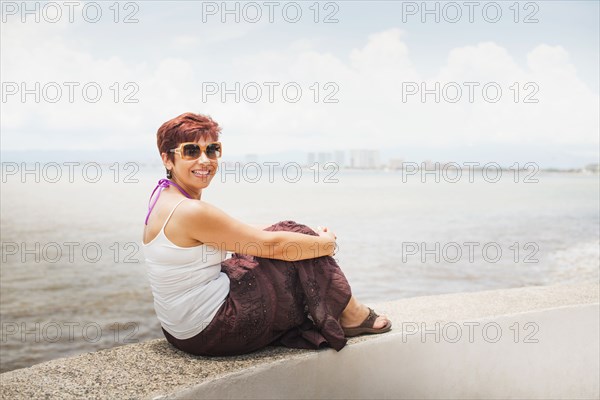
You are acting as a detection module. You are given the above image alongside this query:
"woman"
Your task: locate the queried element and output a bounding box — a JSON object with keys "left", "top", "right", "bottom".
{"left": 142, "top": 112, "right": 391, "bottom": 357}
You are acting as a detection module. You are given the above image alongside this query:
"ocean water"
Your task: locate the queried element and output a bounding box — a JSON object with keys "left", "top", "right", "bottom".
{"left": 1, "top": 164, "right": 598, "bottom": 373}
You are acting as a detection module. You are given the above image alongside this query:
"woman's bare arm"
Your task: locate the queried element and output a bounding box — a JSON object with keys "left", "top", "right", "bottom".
{"left": 250, "top": 223, "right": 272, "bottom": 230}
{"left": 180, "top": 201, "right": 335, "bottom": 261}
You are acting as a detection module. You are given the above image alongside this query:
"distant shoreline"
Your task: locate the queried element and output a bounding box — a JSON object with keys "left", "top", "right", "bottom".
{"left": 2, "top": 160, "right": 599, "bottom": 174}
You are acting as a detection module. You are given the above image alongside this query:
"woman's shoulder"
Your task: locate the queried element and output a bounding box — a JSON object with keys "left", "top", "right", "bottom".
{"left": 176, "top": 198, "right": 221, "bottom": 219}
{"left": 178, "top": 197, "right": 214, "bottom": 210}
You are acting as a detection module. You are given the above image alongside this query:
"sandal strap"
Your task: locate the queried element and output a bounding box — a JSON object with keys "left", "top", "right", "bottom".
{"left": 360, "top": 307, "right": 379, "bottom": 328}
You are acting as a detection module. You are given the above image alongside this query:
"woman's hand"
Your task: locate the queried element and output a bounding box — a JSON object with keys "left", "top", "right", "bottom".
{"left": 316, "top": 226, "right": 336, "bottom": 240}
{"left": 316, "top": 226, "right": 338, "bottom": 256}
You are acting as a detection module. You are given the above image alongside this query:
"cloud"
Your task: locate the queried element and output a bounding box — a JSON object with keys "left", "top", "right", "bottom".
{"left": 2, "top": 22, "right": 598, "bottom": 158}
{"left": 349, "top": 28, "right": 416, "bottom": 76}
{"left": 172, "top": 35, "right": 201, "bottom": 49}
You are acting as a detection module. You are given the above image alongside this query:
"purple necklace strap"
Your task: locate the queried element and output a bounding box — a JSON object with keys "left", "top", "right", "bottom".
{"left": 144, "top": 179, "right": 194, "bottom": 225}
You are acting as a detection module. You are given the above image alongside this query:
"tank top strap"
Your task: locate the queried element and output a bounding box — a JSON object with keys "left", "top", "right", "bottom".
{"left": 159, "top": 198, "right": 189, "bottom": 233}
{"left": 145, "top": 179, "right": 194, "bottom": 225}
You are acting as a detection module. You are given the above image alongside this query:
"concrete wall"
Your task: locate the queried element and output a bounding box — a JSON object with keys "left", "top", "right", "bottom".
{"left": 183, "top": 304, "right": 598, "bottom": 400}
{"left": 1, "top": 281, "right": 598, "bottom": 400}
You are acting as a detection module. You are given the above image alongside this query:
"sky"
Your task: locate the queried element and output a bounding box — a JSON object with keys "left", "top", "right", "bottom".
{"left": 1, "top": 0, "right": 599, "bottom": 167}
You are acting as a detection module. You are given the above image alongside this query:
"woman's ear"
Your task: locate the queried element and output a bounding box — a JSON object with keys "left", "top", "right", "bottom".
{"left": 161, "top": 152, "right": 173, "bottom": 170}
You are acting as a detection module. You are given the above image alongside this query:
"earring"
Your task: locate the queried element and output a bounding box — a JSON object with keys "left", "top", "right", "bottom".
{"left": 166, "top": 169, "right": 172, "bottom": 179}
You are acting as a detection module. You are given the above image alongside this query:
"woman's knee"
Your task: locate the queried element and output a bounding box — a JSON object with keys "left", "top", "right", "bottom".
{"left": 265, "top": 220, "right": 317, "bottom": 236}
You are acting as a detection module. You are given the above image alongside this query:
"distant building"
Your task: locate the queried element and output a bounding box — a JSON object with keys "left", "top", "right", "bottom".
{"left": 317, "top": 152, "right": 333, "bottom": 164}
{"left": 389, "top": 158, "right": 404, "bottom": 170}
{"left": 422, "top": 160, "right": 435, "bottom": 170}
{"left": 584, "top": 163, "right": 600, "bottom": 173}
{"left": 334, "top": 151, "right": 346, "bottom": 169}
{"left": 306, "top": 150, "right": 345, "bottom": 168}
{"left": 350, "top": 149, "right": 380, "bottom": 169}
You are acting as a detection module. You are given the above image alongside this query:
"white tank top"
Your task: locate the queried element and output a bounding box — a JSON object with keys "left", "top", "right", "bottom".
{"left": 142, "top": 198, "right": 230, "bottom": 340}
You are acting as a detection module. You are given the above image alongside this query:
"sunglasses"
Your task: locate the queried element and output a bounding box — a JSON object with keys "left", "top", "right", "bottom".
{"left": 170, "top": 142, "right": 222, "bottom": 160}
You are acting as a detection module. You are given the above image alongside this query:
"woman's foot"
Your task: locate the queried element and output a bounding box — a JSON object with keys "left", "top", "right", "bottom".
{"left": 339, "top": 303, "right": 390, "bottom": 330}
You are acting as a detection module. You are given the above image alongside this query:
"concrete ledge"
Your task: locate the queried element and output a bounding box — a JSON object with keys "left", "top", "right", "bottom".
{"left": 1, "top": 281, "right": 598, "bottom": 400}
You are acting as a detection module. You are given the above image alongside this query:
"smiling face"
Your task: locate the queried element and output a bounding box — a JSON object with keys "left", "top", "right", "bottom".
{"left": 161, "top": 138, "right": 220, "bottom": 199}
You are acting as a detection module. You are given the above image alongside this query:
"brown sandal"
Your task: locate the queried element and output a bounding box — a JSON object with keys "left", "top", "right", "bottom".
{"left": 342, "top": 307, "right": 392, "bottom": 337}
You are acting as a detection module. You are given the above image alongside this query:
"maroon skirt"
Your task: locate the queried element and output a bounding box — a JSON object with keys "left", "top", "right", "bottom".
{"left": 161, "top": 220, "right": 353, "bottom": 356}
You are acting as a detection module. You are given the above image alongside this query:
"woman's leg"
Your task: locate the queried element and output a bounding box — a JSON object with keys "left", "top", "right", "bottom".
{"left": 339, "top": 295, "right": 390, "bottom": 329}
{"left": 264, "top": 220, "right": 389, "bottom": 335}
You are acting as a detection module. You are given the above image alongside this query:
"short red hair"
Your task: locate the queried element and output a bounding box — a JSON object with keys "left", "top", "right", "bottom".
{"left": 157, "top": 112, "right": 222, "bottom": 161}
